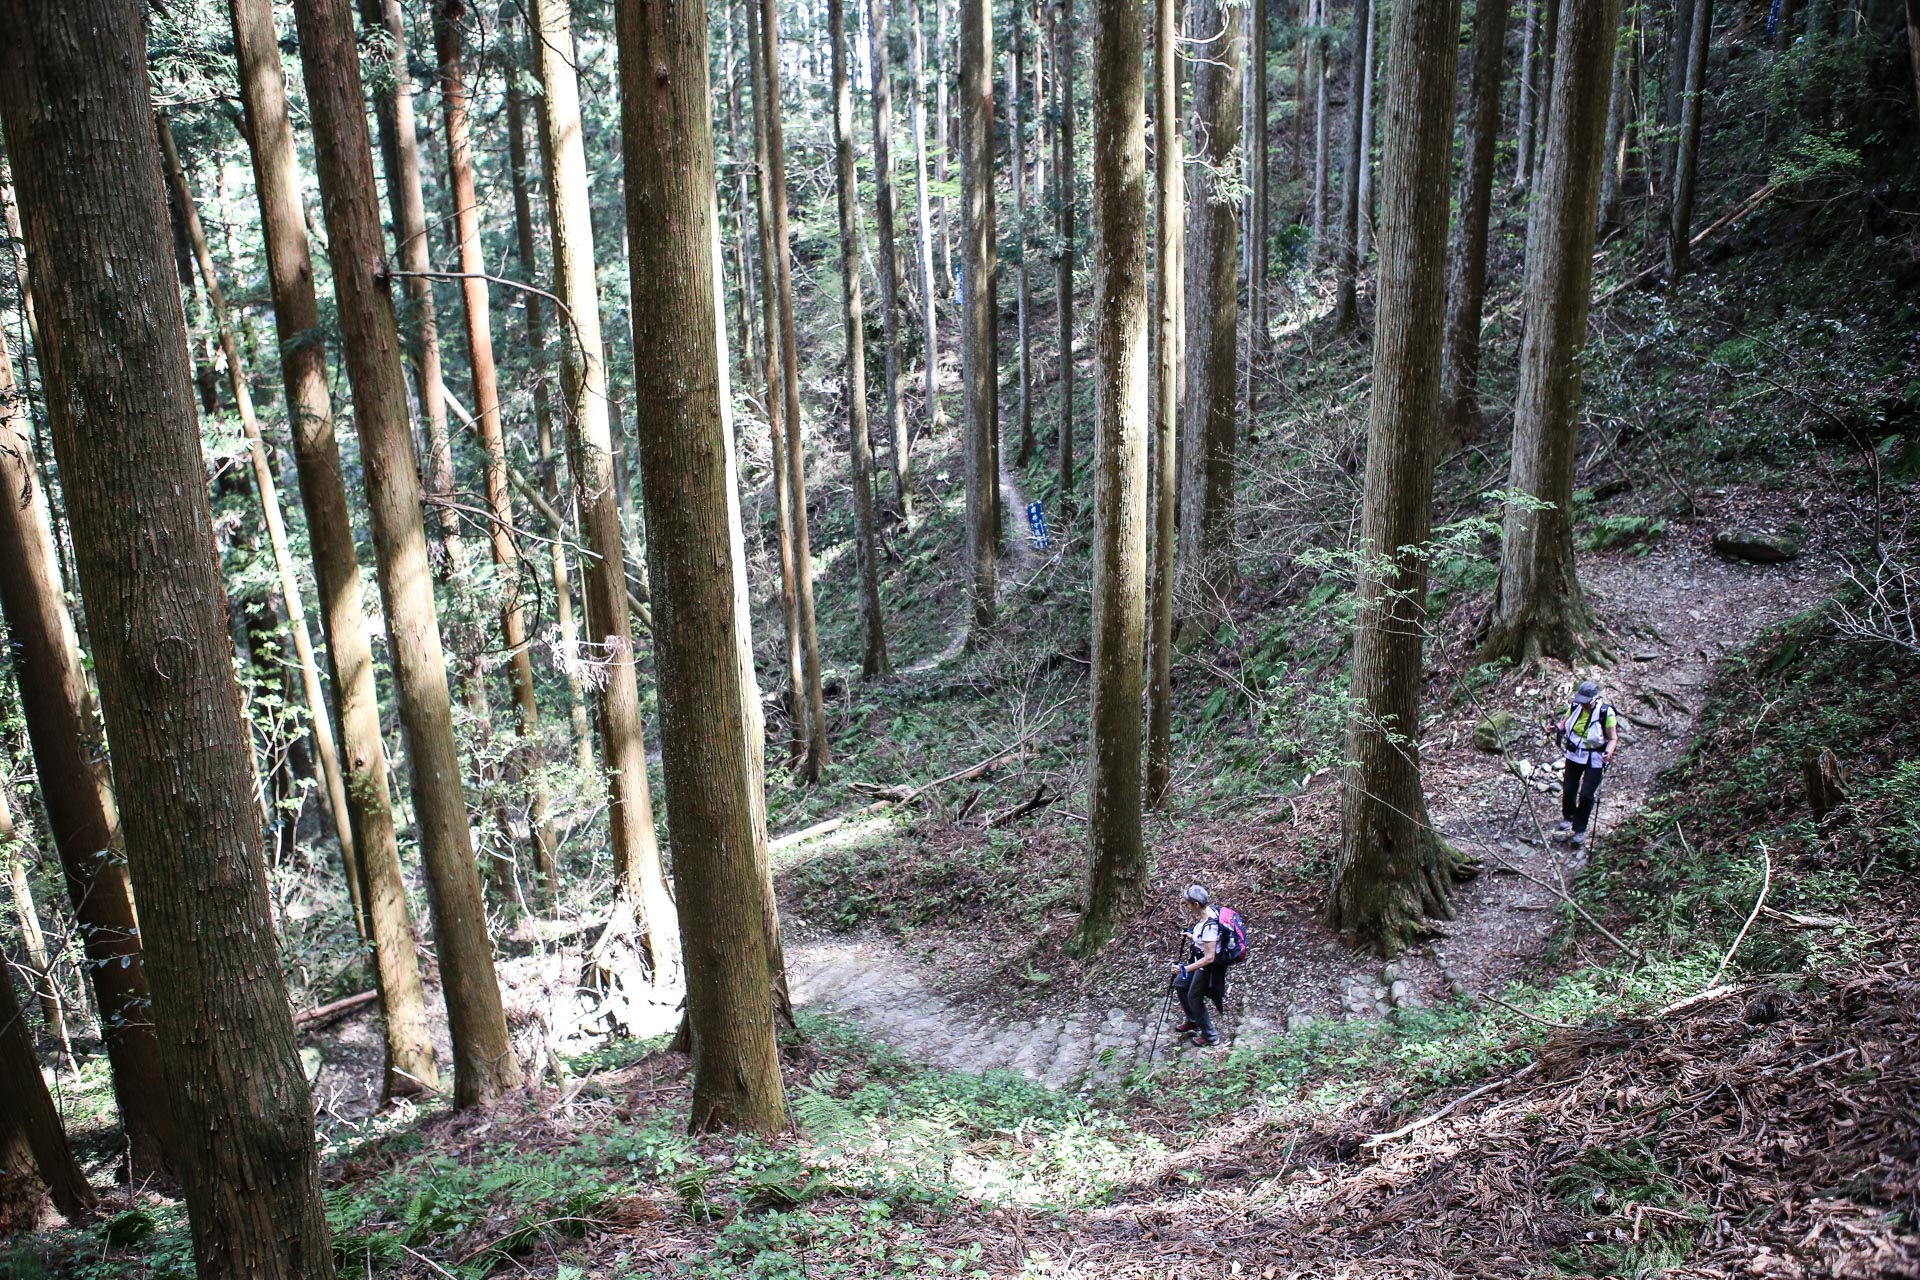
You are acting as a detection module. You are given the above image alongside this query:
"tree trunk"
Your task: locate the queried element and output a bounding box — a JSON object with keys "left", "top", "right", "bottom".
{"left": 1073, "top": 0, "right": 1150, "bottom": 957}
{"left": 834, "top": 0, "right": 894, "bottom": 678}
{"left": 0, "top": 2, "right": 337, "bottom": 1267}
{"left": 616, "top": 0, "right": 788, "bottom": 1133}
{"left": 0, "top": 782, "right": 74, "bottom": 1073}
{"left": 1533, "top": 0, "right": 1560, "bottom": 182}
{"left": 938, "top": 0, "right": 956, "bottom": 289}
{"left": 1012, "top": 14, "right": 1036, "bottom": 467}
{"left": 1659, "top": 0, "right": 1693, "bottom": 193}
{"left": 1907, "top": 0, "right": 1920, "bottom": 128}
{"left": 0, "top": 322, "right": 174, "bottom": 1170}
{"left": 156, "top": 114, "right": 366, "bottom": 934}
{"left": 1479, "top": 0, "right": 1619, "bottom": 664}
{"left": 293, "top": 0, "right": 524, "bottom": 1107}
{"left": 869, "top": 0, "right": 912, "bottom": 517}
{"left": 1666, "top": 0, "right": 1711, "bottom": 278}
{"left": 432, "top": 1, "right": 556, "bottom": 884}
{"left": 1054, "top": 0, "right": 1077, "bottom": 501}
{"left": 1248, "top": 0, "right": 1269, "bottom": 378}
{"left": 504, "top": 54, "right": 594, "bottom": 784}
{"left": 1326, "top": 0, "right": 1465, "bottom": 953}
{"left": 725, "top": 14, "right": 758, "bottom": 393}
{"left": 961, "top": 0, "right": 1001, "bottom": 636}
{"left": 759, "top": 0, "right": 834, "bottom": 780}
{"left": 1353, "top": 0, "right": 1380, "bottom": 261}
{"left": 909, "top": 0, "right": 942, "bottom": 504}
{"left": 1310, "top": 0, "right": 1331, "bottom": 258}
{"left": 0, "top": 955, "right": 93, "bottom": 1220}
{"left": 746, "top": 0, "right": 806, "bottom": 757}
{"left": 1332, "top": 0, "right": 1374, "bottom": 329}
{"left": 1146, "top": 0, "right": 1184, "bottom": 811}
{"left": 1176, "top": 0, "right": 1243, "bottom": 619}
{"left": 526, "top": 0, "right": 683, "bottom": 980}
{"left": 1598, "top": 13, "right": 1632, "bottom": 232}
{"left": 1438, "top": 0, "right": 1512, "bottom": 442}
{"left": 229, "top": 0, "right": 440, "bottom": 1098}
{"left": 1516, "top": 0, "right": 1538, "bottom": 182}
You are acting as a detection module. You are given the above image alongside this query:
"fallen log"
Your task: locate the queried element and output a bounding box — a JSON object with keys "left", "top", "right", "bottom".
{"left": 292, "top": 988, "right": 378, "bottom": 1031}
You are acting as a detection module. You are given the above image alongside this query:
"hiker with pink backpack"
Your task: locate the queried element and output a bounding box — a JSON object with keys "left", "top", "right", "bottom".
{"left": 1169, "top": 884, "right": 1249, "bottom": 1048}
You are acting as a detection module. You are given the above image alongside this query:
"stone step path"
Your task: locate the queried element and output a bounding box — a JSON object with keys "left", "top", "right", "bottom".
{"left": 786, "top": 936, "right": 1291, "bottom": 1090}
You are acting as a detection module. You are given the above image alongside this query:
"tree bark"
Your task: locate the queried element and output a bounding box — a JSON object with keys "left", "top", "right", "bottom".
{"left": 909, "top": 0, "right": 943, "bottom": 503}
{"left": 1326, "top": 0, "right": 1465, "bottom": 953}
{"left": 156, "top": 114, "right": 367, "bottom": 934}
{"left": 1248, "top": 0, "right": 1269, "bottom": 377}
{"left": 1598, "top": 12, "right": 1632, "bottom": 232}
{"left": 0, "top": 953, "right": 92, "bottom": 1220}
{"left": 1659, "top": 0, "right": 1693, "bottom": 193}
{"left": 229, "top": 0, "right": 439, "bottom": 1097}
{"left": 1146, "top": 0, "right": 1184, "bottom": 811}
{"left": 1438, "top": 0, "right": 1513, "bottom": 442}
{"left": 1516, "top": 0, "right": 1538, "bottom": 182}
{"left": 1176, "top": 0, "right": 1243, "bottom": 619}
{"left": 617, "top": 0, "right": 789, "bottom": 1133}
{"left": 1666, "top": 0, "right": 1711, "bottom": 278}
{"left": 834, "top": 0, "right": 894, "bottom": 678}
{"left": 1353, "top": 0, "right": 1380, "bottom": 262}
{"left": 1332, "top": 0, "right": 1374, "bottom": 330}
{"left": 759, "top": 0, "right": 834, "bottom": 779}
{"left": 1012, "top": 13, "right": 1036, "bottom": 466}
{"left": 1054, "top": 0, "right": 1077, "bottom": 501}
{"left": 961, "top": 0, "right": 1001, "bottom": 636}
{"left": 293, "top": 0, "right": 524, "bottom": 1107}
{"left": 1310, "top": 0, "right": 1332, "bottom": 258}
{"left": 0, "top": 317, "right": 173, "bottom": 1170}
{"left": 1073, "top": 0, "right": 1150, "bottom": 957}
{"left": 869, "top": 0, "right": 913, "bottom": 514}
{"left": 0, "top": 780, "right": 74, "bottom": 1072}
{"left": 1533, "top": 0, "right": 1560, "bottom": 182}
{"left": 1479, "top": 0, "right": 1619, "bottom": 664}
{"left": 0, "top": 1, "right": 337, "bottom": 1267}
{"left": 1907, "top": 0, "right": 1920, "bottom": 128}
{"left": 527, "top": 0, "right": 683, "bottom": 979}
{"left": 746, "top": 0, "right": 806, "bottom": 755}
{"left": 433, "top": 0, "right": 556, "bottom": 882}
{"left": 504, "top": 54, "right": 594, "bottom": 783}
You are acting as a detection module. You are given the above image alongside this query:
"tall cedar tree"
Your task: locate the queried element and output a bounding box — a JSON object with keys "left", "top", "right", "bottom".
{"left": 1327, "top": 0, "right": 1467, "bottom": 951}
{"left": 1516, "top": 0, "right": 1538, "bottom": 181}
{"left": 228, "top": 0, "right": 440, "bottom": 1095}
{"left": 834, "top": 0, "right": 894, "bottom": 677}
{"left": 1666, "top": 0, "right": 1712, "bottom": 277}
{"left": 156, "top": 116, "right": 366, "bottom": 932}
{"left": 1074, "top": 0, "right": 1151, "bottom": 955}
{"left": 292, "top": 0, "right": 525, "bottom": 1106}
{"left": 504, "top": 52, "right": 596, "bottom": 780}
{"left": 1053, "top": 0, "right": 1076, "bottom": 500}
{"left": 0, "top": 331, "right": 175, "bottom": 1168}
{"left": 1247, "top": 0, "right": 1268, "bottom": 380}
{"left": 961, "top": 0, "right": 1001, "bottom": 634}
{"left": 1330, "top": 0, "right": 1373, "bottom": 330}
{"left": 1145, "top": 0, "right": 1184, "bottom": 809}
{"left": 1012, "top": 14, "right": 1035, "bottom": 464}
{"left": 527, "top": 0, "right": 684, "bottom": 975}
{"left": 746, "top": 0, "right": 807, "bottom": 741}
{"left": 1597, "top": 16, "right": 1633, "bottom": 233}
{"left": 0, "top": 778, "right": 75, "bottom": 1070}
{"left": 868, "top": 0, "right": 913, "bottom": 512}
{"left": 433, "top": 0, "right": 558, "bottom": 878}
{"left": 0, "top": 0, "right": 337, "bottom": 1270}
{"left": 0, "top": 952, "right": 94, "bottom": 1220}
{"left": 1479, "top": 0, "right": 1621, "bottom": 663}
{"left": 1438, "top": 0, "right": 1513, "bottom": 442}
{"left": 1353, "top": 0, "right": 1379, "bottom": 260}
{"left": 909, "top": 0, "right": 943, "bottom": 499}
{"left": 1176, "top": 0, "right": 1243, "bottom": 619}
{"left": 758, "top": 0, "right": 834, "bottom": 777}
{"left": 617, "top": 0, "right": 789, "bottom": 1132}
{"left": 1309, "top": 0, "right": 1330, "bottom": 256}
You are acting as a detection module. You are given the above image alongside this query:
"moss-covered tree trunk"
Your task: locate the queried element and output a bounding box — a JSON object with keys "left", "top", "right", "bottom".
{"left": 0, "top": 3, "right": 336, "bottom": 1266}
{"left": 961, "top": 0, "right": 1001, "bottom": 635}
{"left": 229, "top": 0, "right": 440, "bottom": 1097}
{"left": 1176, "top": 0, "right": 1242, "bottom": 619}
{"left": 617, "top": 0, "right": 789, "bottom": 1132}
{"left": 1327, "top": 0, "right": 1465, "bottom": 954}
{"left": 1479, "top": 0, "right": 1619, "bottom": 665}
{"left": 1073, "top": 0, "right": 1151, "bottom": 957}
{"left": 293, "top": 0, "right": 524, "bottom": 1107}
{"left": 1145, "top": 0, "right": 1184, "bottom": 811}
{"left": 1437, "top": 0, "right": 1513, "bottom": 442}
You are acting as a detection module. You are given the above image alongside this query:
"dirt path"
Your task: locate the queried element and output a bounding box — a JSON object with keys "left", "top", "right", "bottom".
{"left": 786, "top": 530, "right": 1835, "bottom": 1089}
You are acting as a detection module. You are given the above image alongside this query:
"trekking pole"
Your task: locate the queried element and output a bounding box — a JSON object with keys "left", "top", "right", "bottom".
{"left": 1145, "top": 932, "right": 1183, "bottom": 1065}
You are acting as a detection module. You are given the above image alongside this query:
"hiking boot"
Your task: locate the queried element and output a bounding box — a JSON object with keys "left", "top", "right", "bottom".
{"left": 1173, "top": 1020, "right": 1197, "bottom": 1034}
{"left": 1570, "top": 831, "right": 1587, "bottom": 849}
{"left": 1188, "top": 1030, "right": 1220, "bottom": 1048}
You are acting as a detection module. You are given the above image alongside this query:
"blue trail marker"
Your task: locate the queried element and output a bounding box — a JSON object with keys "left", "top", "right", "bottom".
{"left": 1027, "top": 501, "right": 1051, "bottom": 551}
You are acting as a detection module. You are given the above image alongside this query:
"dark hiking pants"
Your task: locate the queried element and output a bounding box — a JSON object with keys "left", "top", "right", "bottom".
{"left": 1562, "top": 760, "right": 1606, "bottom": 835}
{"left": 1175, "top": 964, "right": 1229, "bottom": 1039}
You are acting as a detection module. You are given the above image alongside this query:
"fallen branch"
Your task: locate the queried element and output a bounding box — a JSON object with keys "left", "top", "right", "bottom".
{"left": 770, "top": 737, "right": 1039, "bottom": 852}
{"left": 293, "top": 988, "right": 378, "bottom": 1030}
{"left": 986, "top": 782, "right": 1055, "bottom": 828}
{"left": 1364, "top": 1061, "right": 1542, "bottom": 1148}
{"left": 1760, "top": 905, "right": 1845, "bottom": 930}
{"left": 1480, "top": 991, "right": 1580, "bottom": 1032}
{"left": 1706, "top": 845, "right": 1771, "bottom": 990}
{"left": 1597, "top": 182, "right": 1779, "bottom": 304}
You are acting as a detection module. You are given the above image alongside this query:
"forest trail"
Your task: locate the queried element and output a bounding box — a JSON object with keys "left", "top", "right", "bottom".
{"left": 785, "top": 521, "right": 1837, "bottom": 1089}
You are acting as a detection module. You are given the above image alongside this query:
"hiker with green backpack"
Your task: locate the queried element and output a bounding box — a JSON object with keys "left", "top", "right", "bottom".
{"left": 1169, "top": 884, "right": 1249, "bottom": 1048}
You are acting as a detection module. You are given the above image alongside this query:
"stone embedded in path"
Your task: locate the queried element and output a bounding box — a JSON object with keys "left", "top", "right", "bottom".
{"left": 1712, "top": 526, "right": 1801, "bottom": 564}
{"left": 1473, "top": 710, "right": 1525, "bottom": 752}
